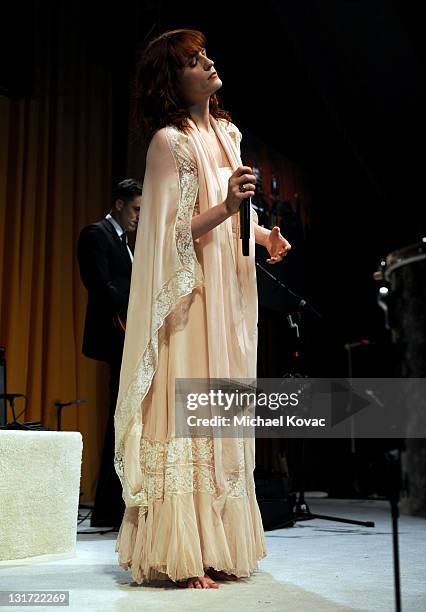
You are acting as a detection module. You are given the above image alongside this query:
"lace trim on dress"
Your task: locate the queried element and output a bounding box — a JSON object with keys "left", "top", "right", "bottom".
{"left": 137, "top": 437, "right": 252, "bottom": 516}
{"left": 114, "top": 126, "right": 203, "bottom": 506}
{"left": 168, "top": 129, "right": 201, "bottom": 267}
{"left": 219, "top": 120, "right": 242, "bottom": 155}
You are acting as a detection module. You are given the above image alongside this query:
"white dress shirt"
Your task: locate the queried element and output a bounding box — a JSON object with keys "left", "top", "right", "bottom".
{"left": 105, "top": 213, "right": 133, "bottom": 263}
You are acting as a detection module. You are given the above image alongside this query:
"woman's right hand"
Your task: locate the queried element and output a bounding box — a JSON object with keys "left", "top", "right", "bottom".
{"left": 191, "top": 166, "right": 257, "bottom": 240}
{"left": 224, "top": 166, "right": 256, "bottom": 215}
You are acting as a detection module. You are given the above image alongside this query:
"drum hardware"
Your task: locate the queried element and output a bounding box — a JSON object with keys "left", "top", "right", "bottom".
{"left": 373, "top": 241, "right": 426, "bottom": 612}
{"left": 373, "top": 258, "right": 391, "bottom": 330}
{"left": 374, "top": 241, "right": 426, "bottom": 354}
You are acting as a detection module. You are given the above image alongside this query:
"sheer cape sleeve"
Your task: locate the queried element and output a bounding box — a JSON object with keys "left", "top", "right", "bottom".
{"left": 114, "top": 126, "right": 203, "bottom": 507}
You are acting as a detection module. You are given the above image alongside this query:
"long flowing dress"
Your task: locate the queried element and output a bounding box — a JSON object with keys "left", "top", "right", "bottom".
{"left": 114, "top": 116, "right": 267, "bottom": 583}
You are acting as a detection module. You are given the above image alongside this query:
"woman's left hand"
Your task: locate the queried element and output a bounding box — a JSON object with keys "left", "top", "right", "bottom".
{"left": 265, "top": 226, "right": 291, "bottom": 264}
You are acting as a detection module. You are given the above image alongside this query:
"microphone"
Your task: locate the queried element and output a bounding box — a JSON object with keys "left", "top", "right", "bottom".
{"left": 240, "top": 197, "right": 250, "bottom": 256}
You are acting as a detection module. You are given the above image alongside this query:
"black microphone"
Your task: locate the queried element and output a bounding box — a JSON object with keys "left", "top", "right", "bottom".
{"left": 240, "top": 197, "right": 250, "bottom": 256}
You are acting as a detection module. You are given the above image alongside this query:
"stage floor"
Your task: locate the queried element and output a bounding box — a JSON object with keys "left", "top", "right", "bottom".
{"left": 0, "top": 499, "right": 425, "bottom": 611}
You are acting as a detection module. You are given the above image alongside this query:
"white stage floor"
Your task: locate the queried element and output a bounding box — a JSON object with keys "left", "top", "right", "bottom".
{"left": 0, "top": 499, "right": 425, "bottom": 611}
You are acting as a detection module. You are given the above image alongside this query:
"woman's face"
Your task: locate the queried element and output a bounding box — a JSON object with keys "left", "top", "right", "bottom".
{"left": 179, "top": 48, "right": 222, "bottom": 105}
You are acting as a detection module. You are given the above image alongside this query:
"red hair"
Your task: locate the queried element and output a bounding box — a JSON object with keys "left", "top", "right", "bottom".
{"left": 132, "top": 29, "right": 231, "bottom": 140}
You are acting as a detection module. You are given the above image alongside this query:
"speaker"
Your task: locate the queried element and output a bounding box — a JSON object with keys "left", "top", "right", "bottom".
{"left": 255, "top": 470, "right": 296, "bottom": 530}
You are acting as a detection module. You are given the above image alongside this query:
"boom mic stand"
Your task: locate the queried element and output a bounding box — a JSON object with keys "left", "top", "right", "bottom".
{"left": 0, "top": 393, "right": 25, "bottom": 423}
{"left": 54, "top": 398, "right": 87, "bottom": 431}
{"left": 256, "top": 261, "right": 321, "bottom": 319}
{"left": 0, "top": 393, "right": 48, "bottom": 430}
{"left": 255, "top": 263, "right": 375, "bottom": 529}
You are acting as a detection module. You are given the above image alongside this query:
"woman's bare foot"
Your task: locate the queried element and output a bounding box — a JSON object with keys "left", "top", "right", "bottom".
{"left": 176, "top": 574, "right": 219, "bottom": 589}
{"left": 206, "top": 568, "right": 239, "bottom": 581}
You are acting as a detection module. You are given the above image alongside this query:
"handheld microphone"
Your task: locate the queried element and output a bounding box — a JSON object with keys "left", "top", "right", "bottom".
{"left": 240, "top": 197, "right": 250, "bottom": 256}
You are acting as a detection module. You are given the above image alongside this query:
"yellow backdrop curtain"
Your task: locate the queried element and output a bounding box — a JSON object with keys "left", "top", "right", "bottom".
{"left": 0, "top": 5, "right": 113, "bottom": 503}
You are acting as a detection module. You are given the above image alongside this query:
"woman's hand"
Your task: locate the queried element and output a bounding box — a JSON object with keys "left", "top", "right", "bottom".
{"left": 224, "top": 166, "right": 256, "bottom": 215}
{"left": 265, "top": 226, "right": 291, "bottom": 264}
{"left": 191, "top": 166, "right": 257, "bottom": 240}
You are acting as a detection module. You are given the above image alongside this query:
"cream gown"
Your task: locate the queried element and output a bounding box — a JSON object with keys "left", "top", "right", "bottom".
{"left": 114, "top": 119, "right": 267, "bottom": 584}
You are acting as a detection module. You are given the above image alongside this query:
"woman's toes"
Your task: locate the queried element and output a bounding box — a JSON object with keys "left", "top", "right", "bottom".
{"left": 176, "top": 574, "right": 220, "bottom": 589}
{"left": 203, "top": 574, "right": 219, "bottom": 588}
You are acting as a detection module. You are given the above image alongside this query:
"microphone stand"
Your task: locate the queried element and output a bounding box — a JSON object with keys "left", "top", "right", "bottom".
{"left": 0, "top": 393, "right": 35, "bottom": 430}
{"left": 255, "top": 264, "right": 375, "bottom": 529}
{"left": 256, "top": 261, "right": 321, "bottom": 319}
{"left": 54, "top": 399, "right": 87, "bottom": 432}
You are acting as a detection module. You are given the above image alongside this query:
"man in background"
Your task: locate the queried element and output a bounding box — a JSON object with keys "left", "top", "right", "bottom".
{"left": 78, "top": 178, "right": 142, "bottom": 528}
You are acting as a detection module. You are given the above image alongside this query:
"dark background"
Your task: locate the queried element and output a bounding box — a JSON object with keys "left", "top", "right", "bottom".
{"left": 3, "top": 0, "right": 424, "bottom": 360}
{"left": 3, "top": 0, "right": 425, "bottom": 496}
{"left": 113, "top": 0, "right": 426, "bottom": 377}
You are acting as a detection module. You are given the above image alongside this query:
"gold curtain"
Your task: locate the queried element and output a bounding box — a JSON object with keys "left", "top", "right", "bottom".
{"left": 0, "top": 5, "right": 112, "bottom": 503}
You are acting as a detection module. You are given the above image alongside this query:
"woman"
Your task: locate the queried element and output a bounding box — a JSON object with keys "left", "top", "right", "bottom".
{"left": 114, "top": 29, "right": 291, "bottom": 589}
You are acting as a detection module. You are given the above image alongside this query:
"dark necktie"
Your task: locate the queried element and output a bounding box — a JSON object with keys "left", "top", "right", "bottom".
{"left": 121, "top": 232, "right": 131, "bottom": 260}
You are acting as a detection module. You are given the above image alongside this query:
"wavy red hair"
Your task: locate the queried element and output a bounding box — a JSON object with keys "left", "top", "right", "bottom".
{"left": 132, "top": 29, "right": 231, "bottom": 140}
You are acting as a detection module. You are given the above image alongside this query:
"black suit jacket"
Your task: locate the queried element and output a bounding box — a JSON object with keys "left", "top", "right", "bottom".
{"left": 77, "top": 218, "right": 132, "bottom": 362}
